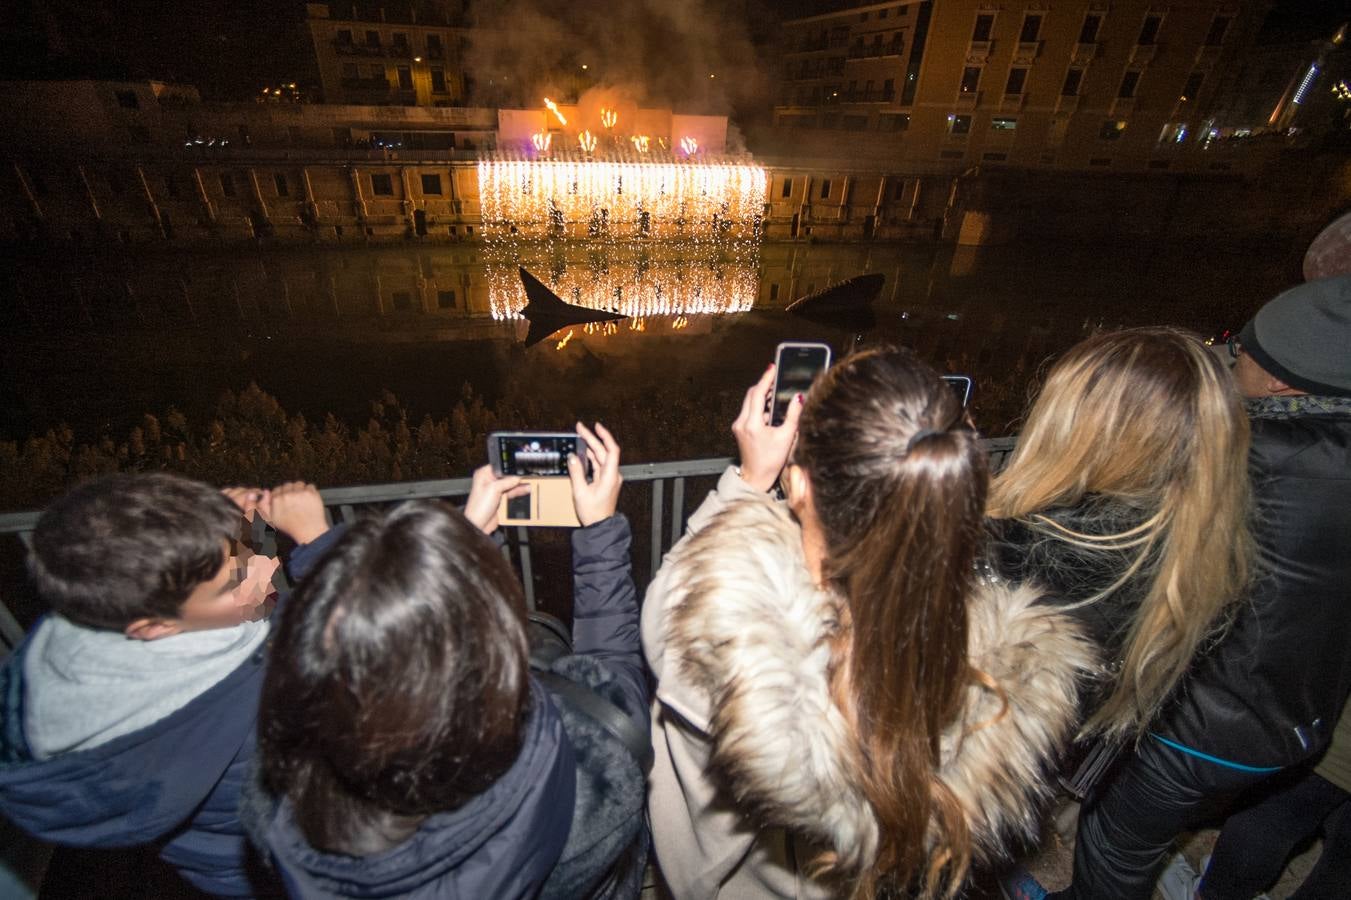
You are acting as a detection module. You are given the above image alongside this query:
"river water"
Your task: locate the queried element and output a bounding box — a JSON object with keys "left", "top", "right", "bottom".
{"left": 0, "top": 236, "right": 1306, "bottom": 456}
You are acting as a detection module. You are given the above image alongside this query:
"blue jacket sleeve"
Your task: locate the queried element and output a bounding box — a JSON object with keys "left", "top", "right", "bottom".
{"left": 286, "top": 525, "right": 346, "bottom": 582}
{"left": 570, "top": 515, "right": 648, "bottom": 727}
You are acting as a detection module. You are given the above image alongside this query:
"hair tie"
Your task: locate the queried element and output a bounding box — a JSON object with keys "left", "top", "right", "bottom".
{"left": 906, "top": 428, "right": 943, "bottom": 453}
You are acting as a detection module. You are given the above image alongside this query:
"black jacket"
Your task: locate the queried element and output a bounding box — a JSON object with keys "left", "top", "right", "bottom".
{"left": 247, "top": 514, "right": 648, "bottom": 900}
{"left": 987, "top": 499, "right": 1153, "bottom": 668}
{"left": 1155, "top": 397, "right": 1351, "bottom": 770}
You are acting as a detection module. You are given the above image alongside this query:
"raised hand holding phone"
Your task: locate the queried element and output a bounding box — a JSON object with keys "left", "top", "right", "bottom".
{"left": 568, "top": 422, "right": 622, "bottom": 526}
{"left": 463, "top": 466, "right": 528, "bottom": 535}
{"left": 732, "top": 363, "right": 806, "bottom": 493}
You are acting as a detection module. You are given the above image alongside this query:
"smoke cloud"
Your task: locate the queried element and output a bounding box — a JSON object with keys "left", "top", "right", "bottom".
{"left": 462, "top": 0, "right": 772, "bottom": 120}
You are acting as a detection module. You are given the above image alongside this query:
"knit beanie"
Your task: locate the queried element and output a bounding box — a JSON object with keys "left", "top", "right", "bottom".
{"left": 1237, "top": 276, "right": 1351, "bottom": 397}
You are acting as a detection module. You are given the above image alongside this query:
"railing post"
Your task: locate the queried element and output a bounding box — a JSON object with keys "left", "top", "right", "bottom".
{"left": 670, "top": 477, "right": 686, "bottom": 556}
{"left": 515, "top": 526, "right": 536, "bottom": 610}
{"left": 650, "top": 478, "right": 665, "bottom": 577}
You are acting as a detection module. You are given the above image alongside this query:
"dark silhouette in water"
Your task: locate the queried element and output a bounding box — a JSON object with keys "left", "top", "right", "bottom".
{"left": 785, "top": 273, "right": 886, "bottom": 332}
{"left": 518, "top": 267, "right": 628, "bottom": 347}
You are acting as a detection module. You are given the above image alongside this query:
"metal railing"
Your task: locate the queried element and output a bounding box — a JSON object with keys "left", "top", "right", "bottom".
{"left": 0, "top": 439, "right": 1017, "bottom": 654}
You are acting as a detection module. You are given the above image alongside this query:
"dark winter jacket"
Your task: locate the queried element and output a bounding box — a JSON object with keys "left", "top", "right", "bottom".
{"left": 0, "top": 529, "right": 343, "bottom": 898}
{"left": 1154, "top": 396, "right": 1351, "bottom": 770}
{"left": 987, "top": 498, "right": 1154, "bottom": 665}
{"left": 246, "top": 513, "right": 649, "bottom": 900}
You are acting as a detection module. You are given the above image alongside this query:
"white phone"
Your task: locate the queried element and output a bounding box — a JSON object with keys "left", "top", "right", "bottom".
{"left": 771, "top": 342, "right": 832, "bottom": 425}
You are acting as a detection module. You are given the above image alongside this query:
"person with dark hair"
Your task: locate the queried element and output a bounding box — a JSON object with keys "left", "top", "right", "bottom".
{"left": 643, "top": 350, "right": 1097, "bottom": 899}
{"left": 247, "top": 422, "right": 649, "bottom": 900}
{"left": 0, "top": 473, "right": 337, "bottom": 897}
{"left": 1039, "top": 276, "right": 1351, "bottom": 900}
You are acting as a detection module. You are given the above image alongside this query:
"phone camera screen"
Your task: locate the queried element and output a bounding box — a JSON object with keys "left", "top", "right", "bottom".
{"left": 773, "top": 347, "right": 830, "bottom": 425}
{"left": 498, "top": 436, "right": 577, "bottom": 476}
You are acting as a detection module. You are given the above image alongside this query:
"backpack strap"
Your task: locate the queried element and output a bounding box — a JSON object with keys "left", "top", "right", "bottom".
{"left": 533, "top": 670, "right": 653, "bottom": 777}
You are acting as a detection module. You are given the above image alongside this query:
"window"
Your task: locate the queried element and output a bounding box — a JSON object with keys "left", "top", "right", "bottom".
{"left": 1005, "top": 67, "right": 1028, "bottom": 95}
{"left": 948, "top": 114, "right": 972, "bottom": 135}
{"left": 819, "top": 179, "right": 831, "bottom": 199}
{"left": 1138, "top": 15, "right": 1162, "bottom": 46}
{"left": 421, "top": 173, "right": 442, "bottom": 195}
{"left": 1205, "top": 16, "right": 1231, "bottom": 46}
{"left": 431, "top": 68, "right": 447, "bottom": 92}
{"left": 1062, "top": 67, "right": 1084, "bottom": 96}
{"left": 370, "top": 173, "right": 394, "bottom": 195}
{"left": 392, "top": 291, "right": 413, "bottom": 311}
{"left": 1118, "top": 70, "right": 1141, "bottom": 98}
{"left": 392, "top": 32, "right": 408, "bottom": 48}
{"left": 879, "top": 113, "right": 910, "bottom": 131}
{"left": 1180, "top": 71, "right": 1204, "bottom": 103}
{"left": 1079, "top": 13, "right": 1102, "bottom": 44}
{"left": 972, "top": 13, "right": 994, "bottom": 42}
{"left": 365, "top": 30, "right": 381, "bottom": 47}
{"left": 438, "top": 290, "right": 457, "bottom": 309}
{"left": 879, "top": 7, "right": 888, "bottom": 18}
{"left": 1019, "top": 14, "right": 1043, "bottom": 43}
{"left": 960, "top": 66, "right": 982, "bottom": 93}
{"left": 274, "top": 174, "right": 289, "bottom": 196}
{"left": 164, "top": 174, "right": 180, "bottom": 198}
{"left": 396, "top": 66, "right": 413, "bottom": 90}
{"left": 1099, "top": 120, "right": 1127, "bottom": 140}
{"left": 115, "top": 90, "right": 139, "bottom": 109}
{"left": 829, "top": 26, "right": 849, "bottom": 48}
{"left": 427, "top": 34, "right": 443, "bottom": 55}
{"left": 342, "top": 62, "right": 359, "bottom": 79}
{"left": 982, "top": 152, "right": 1008, "bottom": 161}
{"left": 219, "top": 173, "right": 236, "bottom": 197}
{"left": 781, "top": 178, "right": 793, "bottom": 198}
{"left": 337, "top": 28, "right": 353, "bottom": 44}
{"left": 991, "top": 116, "right": 1018, "bottom": 131}
{"left": 883, "top": 77, "right": 894, "bottom": 99}
{"left": 769, "top": 283, "right": 780, "bottom": 301}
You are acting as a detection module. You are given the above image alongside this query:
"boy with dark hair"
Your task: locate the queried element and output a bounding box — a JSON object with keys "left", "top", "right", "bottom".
{"left": 0, "top": 473, "right": 336, "bottom": 898}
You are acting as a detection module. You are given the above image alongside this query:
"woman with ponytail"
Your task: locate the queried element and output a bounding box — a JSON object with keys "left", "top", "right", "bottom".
{"left": 986, "top": 327, "right": 1254, "bottom": 742}
{"left": 642, "top": 347, "right": 1096, "bottom": 899}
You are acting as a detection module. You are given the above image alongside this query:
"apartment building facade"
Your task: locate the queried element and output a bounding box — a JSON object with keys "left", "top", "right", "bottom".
{"left": 769, "top": 0, "right": 1270, "bottom": 172}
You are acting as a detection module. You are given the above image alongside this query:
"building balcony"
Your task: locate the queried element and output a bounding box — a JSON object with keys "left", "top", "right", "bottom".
{"left": 847, "top": 45, "right": 903, "bottom": 60}
{"left": 1130, "top": 43, "right": 1158, "bottom": 65}
{"left": 1194, "top": 45, "right": 1222, "bottom": 67}
{"left": 340, "top": 77, "right": 393, "bottom": 93}
{"left": 967, "top": 39, "right": 993, "bottom": 61}
{"left": 1070, "top": 42, "right": 1098, "bottom": 65}
{"left": 1014, "top": 41, "right": 1042, "bottom": 64}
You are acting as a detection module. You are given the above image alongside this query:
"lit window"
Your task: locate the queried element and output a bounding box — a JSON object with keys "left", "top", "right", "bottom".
{"left": 949, "top": 114, "right": 972, "bottom": 135}
{"left": 1099, "top": 120, "right": 1127, "bottom": 140}
{"left": 960, "top": 66, "right": 982, "bottom": 93}
{"left": 991, "top": 117, "right": 1018, "bottom": 131}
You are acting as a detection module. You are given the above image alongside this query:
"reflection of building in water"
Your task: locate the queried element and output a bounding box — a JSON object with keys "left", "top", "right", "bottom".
{"left": 486, "top": 243, "right": 760, "bottom": 320}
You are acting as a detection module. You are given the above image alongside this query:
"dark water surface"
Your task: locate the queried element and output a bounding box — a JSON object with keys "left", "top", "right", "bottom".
{"left": 0, "top": 236, "right": 1305, "bottom": 452}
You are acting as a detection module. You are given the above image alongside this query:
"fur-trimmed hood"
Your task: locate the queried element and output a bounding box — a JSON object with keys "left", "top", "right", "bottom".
{"left": 655, "top": 495, "right": 1096, "bottom": 876}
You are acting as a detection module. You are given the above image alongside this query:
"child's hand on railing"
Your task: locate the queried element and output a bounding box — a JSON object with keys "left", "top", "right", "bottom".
{"left": 261, "top": 482, "right": 329, "bottom": 545}
{"left": 569, "top": 422, "right": 622, "bottom": 527}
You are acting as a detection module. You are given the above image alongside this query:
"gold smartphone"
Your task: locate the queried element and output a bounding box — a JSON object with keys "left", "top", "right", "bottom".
{"left": 487, "top": 432, "right": 587, "bottom": 527}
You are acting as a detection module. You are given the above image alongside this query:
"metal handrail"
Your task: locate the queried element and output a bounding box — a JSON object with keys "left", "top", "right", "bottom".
{"left": 0, "top": 440, "right": 1017, "bottom": 651}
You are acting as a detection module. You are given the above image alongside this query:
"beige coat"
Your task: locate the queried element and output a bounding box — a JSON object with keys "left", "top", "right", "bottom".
{"left": 642, "top": 467, "right": 1096, "bottom": 899}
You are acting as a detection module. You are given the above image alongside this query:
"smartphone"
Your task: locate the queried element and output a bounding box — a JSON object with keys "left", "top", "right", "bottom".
{"left": 771, "top": 342, "right": 832, "bottom": 426}
{"left": 942, "top": 375, "right": 973, "bottom": 408}
{"left": 487, "top": 432, "right": 588, "bottom": 527}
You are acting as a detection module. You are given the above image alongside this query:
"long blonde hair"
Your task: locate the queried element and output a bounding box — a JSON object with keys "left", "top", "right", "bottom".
{"left": 988, "top": 328, "right": 1253, "bottom": 739}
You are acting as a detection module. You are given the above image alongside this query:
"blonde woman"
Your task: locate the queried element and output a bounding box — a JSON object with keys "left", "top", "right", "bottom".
{"left": 987, "top": 327, "right": 1254, "bottom": 741}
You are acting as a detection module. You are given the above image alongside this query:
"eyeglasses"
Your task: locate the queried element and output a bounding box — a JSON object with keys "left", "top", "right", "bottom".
{"left": 1227, "top": 335, "right": 1242, "bottom": 360}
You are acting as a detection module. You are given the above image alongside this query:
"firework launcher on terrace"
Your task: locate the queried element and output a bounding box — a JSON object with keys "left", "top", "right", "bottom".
{"left": 482, "top": 102, "right": 768, "bottom": 335}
